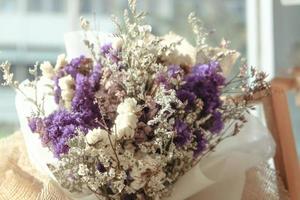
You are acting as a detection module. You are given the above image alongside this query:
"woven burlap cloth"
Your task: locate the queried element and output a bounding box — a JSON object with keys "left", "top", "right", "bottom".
{"left": 0, "top": 132, "right": 290, "bottom": 200}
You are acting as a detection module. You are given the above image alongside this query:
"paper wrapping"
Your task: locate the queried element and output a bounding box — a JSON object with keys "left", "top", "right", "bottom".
{"left": 13, "top": 32, "right": 276, "bottom": 200}
{"left": 0, "top": 132, "right": 289, "bottom": 200}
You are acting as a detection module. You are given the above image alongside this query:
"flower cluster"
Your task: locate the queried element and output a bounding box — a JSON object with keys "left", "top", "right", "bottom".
{"left": 1, "top": 1, "right": 270, "bottom": 199}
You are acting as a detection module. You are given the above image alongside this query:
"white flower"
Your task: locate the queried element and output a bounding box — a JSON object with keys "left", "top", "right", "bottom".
{"left": 86, "top": 128, "right": 110, "bottom": 145}
{"left": 58, "top": 75, "right": 74, "bottom": 90}
{"left": 129, "top": 155, "right": 159, "bottom": 191}
{"left": 115, "top": 125, "right": 135, "bottom": 139}
{"left": 78, "top": 164, "right": 89, "bottom": 176}
{"left": 138, "top": 25, "right": 152, "bottom": 33}
{"left": 55, "top": 54, "right": 67, "bottom": 72}
{"left": 114, "top": 98, "right": 139, "bottom": 139}
{"left": 160, "top": 32, "right": 196, "bottom": 67}
{"left": 61, "top": 90, "right": 74, "bottom": 100}
{"left": 117, "top": 98, "right": 138, "bottom": 114}
{"left": 114, "top": 113, "right": 138, "bottom": 138}
{"left": 40, "top": 61, "right": 55, "bottom": 79}
{"left": 112, "top": 37, "right": 123, "bottom": 50}
{"left": 130, "top": 165, "right": 147, "bottom": 190}
{"left": 58, "top": 75, "right": 74, "bottom": 109}
{"left": 115, "top": 113, "right": 138, "bottom": 129}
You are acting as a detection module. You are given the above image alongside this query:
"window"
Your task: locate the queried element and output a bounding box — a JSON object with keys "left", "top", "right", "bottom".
{"left": 0, "top": 0, "right": 17, "bottom": 13}
{"left": 80, "top": 0, "right": 93, "bottom": 14}
{"left": 27, "top": 0, "right": 65, "bottom": 13}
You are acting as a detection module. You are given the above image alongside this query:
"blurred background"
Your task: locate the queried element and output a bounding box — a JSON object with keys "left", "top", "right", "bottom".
{"left": 0, "top": 0, "right": 300, "bottom": 154}
{"left": 0, "top": 0, "right": 247, "bottom": 137}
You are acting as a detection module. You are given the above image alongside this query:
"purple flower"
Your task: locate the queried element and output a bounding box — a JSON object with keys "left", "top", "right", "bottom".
{"left": 177, "top": 61, "right": 225, "bottom": 134}
{"left": 176, "top": 89, "right": 196, "bottom": 110}
{"left": 28, "top": 117, "right": 42, "bottom": 132}
{"left": 203, "top": 111, "right": 224, "bottom": 134}
{"left": 167, "top": 64, "right": 183, "bottom": 78}
{"left": 100, "top": 43, "right": 113, "bottom": 55}
{"left": 37, "top": 55, "right": 103, "bottom": 157}
{"left": 122, "top": 194, "right": 136, "bottom": 200}
{"left": 156, "top": 65, "right": 184, "bottom": 90}
{"left": 173, "top": 119, "right": 191, "bottom": 147}
{"left": 64, "top": 55, "right": 86, "bottom": 78}
{"left": 42, "top": 108, "right": 100, "bottom": 157}
{"left": 183, "top": 61, "right": 225, "bottom": 113}
{"left": 100, "top": 43, "right": 121, "bottom": 64}
{"left": 194, "top": 131, "right": 207, "bottom": 157}
{"left": 89, "top": 63, "right": 102, "bottom": 90}
{"left": 97, "top": 163, "right": 106, "bottom": 173}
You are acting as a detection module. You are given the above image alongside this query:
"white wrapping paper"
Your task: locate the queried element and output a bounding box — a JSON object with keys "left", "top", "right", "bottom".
{"left": 15, "top": 32, "right": 276, "bottom": 200}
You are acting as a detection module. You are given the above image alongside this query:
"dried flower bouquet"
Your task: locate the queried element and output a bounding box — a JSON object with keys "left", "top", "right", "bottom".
{"left": 1, "top": 1, "right": 270, "bottom": 200}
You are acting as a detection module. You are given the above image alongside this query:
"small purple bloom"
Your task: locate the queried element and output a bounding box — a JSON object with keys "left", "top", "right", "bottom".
{"left": 205, "top": 111, "right": 224, "bottom": 134}
{"left": 176, "top": 89, "right": 197, "bottom": 110}
{"left": 167, "top": 64, "right": 183, "bottom": 78}
{"left": 65, "top": 55, "right": 86, "bottom": 78}
{"left": 100, "top": 43, "right": 113, "bottom": 55}
{"left": 177, "top": 61, "right": 225, "bottom": 134}
{"left": 38, "top": 56, "right": 103, "bottom": 157}
{"left": 122, "top": 194, "right": 136, "bottom": 200}
{"left": 194, "top": 131, "right": 207, "bottom": 157}
{"left": 173, "top": 119, "right": 191, "bottom": 147}
{"left": 28, "top": 117, "right": 42, "bottom": 132}
{"left": 97, "top": 163, "right": 106, "bottom": 173}
{"left": 100, "top": 43, "right": 121, "bottom": 64}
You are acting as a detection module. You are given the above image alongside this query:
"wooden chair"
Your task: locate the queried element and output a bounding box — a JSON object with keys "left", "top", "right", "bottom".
{"left": 260, "top": 74, "right": 300, "bottom": 200}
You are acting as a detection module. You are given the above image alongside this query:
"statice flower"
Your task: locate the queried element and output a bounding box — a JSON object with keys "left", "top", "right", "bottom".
{"left": 173, "top": 119, "right": 191, "bottom": 147}
{"left": 64, "top": 55, "right": 87, "bottom": 78}
{"left": 28, "top": 117, "right": 43, "bottom": 133}
{"left": 167, "top": 64, "right": 183, "bottom": 78}
{"left": 89, "top": 63, "right": 101, "bottom": 90}
{"left": 178, "top": 61, "right": 225, "bottom": 133}
{"left": 40, "top": 56, "right": 102, "bottom": 157}
{"left": 100, "top": 43, "right": 121, "bottom": 64}
{"left": 194, "top": 131, "right": 207, "bottom": 157}
{"left": 184, "top": 61, "right": 225, "bottom": 113}
{"left": 206, "top": 111, "right": 224, "bottom": 134}
{"left": 156, "top": 65, "right": 184, "bottom": 90}
{"left": 176, "top": 89, "right": 196, "bottom": 111}
{"left": 42, "top": 108, "right": 102, "bottom": 157}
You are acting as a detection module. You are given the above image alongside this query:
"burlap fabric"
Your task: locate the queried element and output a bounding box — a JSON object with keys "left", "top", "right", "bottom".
{"left": 0, "top": 132, "right": 290, "bottom": 200}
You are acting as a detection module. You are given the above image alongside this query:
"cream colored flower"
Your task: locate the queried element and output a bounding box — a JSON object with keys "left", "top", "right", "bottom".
{"left": 61, "top": 90, "right": 74, "bottom": 101}
{"left": 138, "top": 25, "right": 152, "bottom": 33}
{"left": 115, "top": 113, "right": 138, "bottom": 128}
{"left": 58, "top": 75, "right": 74, "bottom": 109}
{"left": 130, "top": 164, "right": 146, "bottom": 190}
{"left": 55, "top": 54, "right": 67, "bottom": 72}
{"left": 160, "top": 32, "right": 196, "bottom": 67}
{"left": 112, "top": 37, "right": 123, "bottom": 50}
{"left": 117, "top": 98, "right": 138, "bottom": 114}
{"left": 114, "top": 98, "right": 139, "bottom": 139}
{"left": 58, "top": 75, "right": 74, "bottom": 90}
{"left": 130, "top": 155, "right": 159, "bottom": 191}
{"left": 40, "top": 61, "right": 55, "bottom": 79}
{"left": 116, "top": 126, "right": 135, "bottom": 139}
{"left": 86, "top": 128, "right": 110, "bottom": 145}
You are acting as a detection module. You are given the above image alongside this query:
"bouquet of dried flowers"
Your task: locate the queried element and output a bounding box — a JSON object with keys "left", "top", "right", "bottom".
{"left": 0, "top": 1, "right": 269, "bottom": 199}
